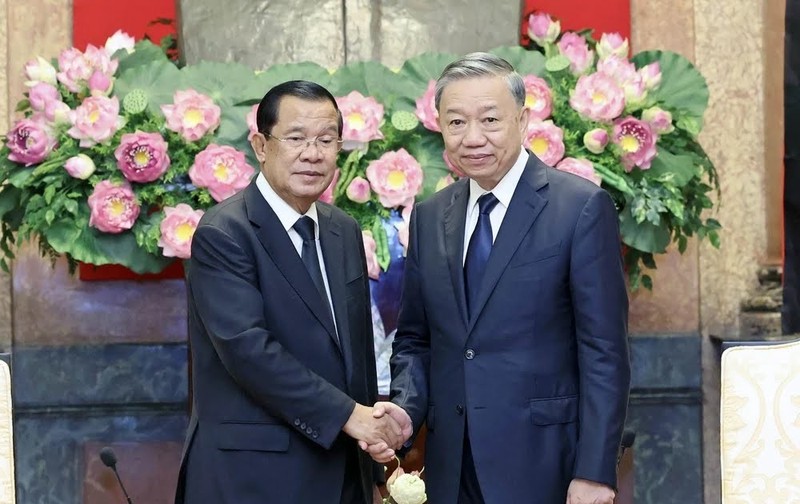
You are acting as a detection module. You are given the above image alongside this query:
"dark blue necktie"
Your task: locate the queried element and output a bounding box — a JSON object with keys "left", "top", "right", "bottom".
{"left": 293, "top": 216, "right": 329, "bottom": 305}
{"left": 464, "top": 192, "right": 499, "bottom": 316}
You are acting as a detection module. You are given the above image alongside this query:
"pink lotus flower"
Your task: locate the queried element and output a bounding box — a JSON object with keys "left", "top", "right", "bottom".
{"left": 114, "top": 131, "right": 171, "bottom": 183}
{"left": 28, "top": 83, "right": 60, "bottom": 112}
{"left": 6, "top": 118, "right": 56, "bottom": 166}
{"left": 613, "top": 116, "right": 658, "bottom": 171}
{"left": 346, "top": 176, "right": 371, "bottom": 203}
{"left": 336, "top": 91, "right": 384, "bottom": 150}
{"left": 583, "top": 128, "right": 610, "bottom": 154}
{"left": 158, "top": 204, "right": 205, "bottom": 259}
{"left": 319, "top": 168, "right": 340, "bottom": 205}
{"left": 57, "top": 45, "right": 118, "bottom": 94}
{"left": 569, "top": 72, "right": 625, "bottom": 122}
{"left": 64, "top": 154, "right": 96, "bottom": 179}
{"left": 246, "top": 104, "right": 259, "bottom": 141}
{"left": 557, "top": 32, "right": 594, "bottom": 75}
{"left": 639, "top": 62, "right": 662, "bottom": 90}
{"left": 642, "top": 107, "right": 675, "bottom": 135}
{"left": 189, "top": 144, "right": 255, "bottom": 202}
{"left": 24, "top": 56, "right": 57, "bottom": 87}
{"left": 556, "top": 157, "right": 602, "bottom": 186}
{"left": 365, "top": 148, "right": 423, "bottom": 208}
{"left": 435, "top": 174, "right": 455, "bottom": 192}
{"left": 597, "top": 56, "right": 646, "bottom": 106}
{"left": 87, "top": 180, "right": 140, "bottom": 233}
{"left": 104, "top": 30, "right": 136, "bottom": 56}
{"left": 161, "top": 89, "right": 221, "bottom": 142}
{"left": 362, "top": 231, "right": 381, "bottom": 280}
{"left": 527, "top": 12, "right": 561, "bottom": 45}
{"left": 524, "top": 120, "right": 565, "bottom": 166}
{"left": 522, "top": 75, "right": 553, "bottom": 121}
{"left": 88, "top": 70, "right": 113, "bottom": 96}
{"left": 415, "top": 80, "right": 440, "bottom": 132}
{"left": 67, "top": 95, "right": 125, "bottom": 147}
{"left": 597, "top": 33, "right": 630, "bottom": 60}
{"left": 443, "top": 151, "right": 465, "bottom": 177}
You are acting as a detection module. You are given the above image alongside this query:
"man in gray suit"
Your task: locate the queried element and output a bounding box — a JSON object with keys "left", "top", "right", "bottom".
{"left": 175, "top": 80, "right": 409, "bottom": 504}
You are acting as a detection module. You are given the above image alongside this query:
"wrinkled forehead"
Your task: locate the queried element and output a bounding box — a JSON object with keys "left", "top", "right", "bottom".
{"left": 439, "top": 76, "right": 520, "bottom": 115}
{"left": 275, "top": 96, "right": 339, "bottom": 131}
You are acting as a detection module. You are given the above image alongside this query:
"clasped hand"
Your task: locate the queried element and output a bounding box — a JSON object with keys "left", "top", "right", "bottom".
{"left": 343, "top": 402, "right": 413, "bottom": 463}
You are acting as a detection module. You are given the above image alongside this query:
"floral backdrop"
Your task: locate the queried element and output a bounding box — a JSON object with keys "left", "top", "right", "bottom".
{"left": 0, "top": 13, "right": 720, "bottom": 394}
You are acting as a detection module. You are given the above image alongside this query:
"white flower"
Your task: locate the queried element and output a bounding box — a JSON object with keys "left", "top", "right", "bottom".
{"left": 105, "top": 30, "right": 136, "bottom": 56}
{"left": 24, "top": 57, "right": 57, "bottom": 87}
{"left": 390, "top": 473, "right": 427, "bottom": 504}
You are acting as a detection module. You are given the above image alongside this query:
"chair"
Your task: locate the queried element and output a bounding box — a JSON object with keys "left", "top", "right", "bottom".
{"left": 0, "top": 361, "right": 14, "bottom": 504}
{"left": 720, "top": 339, "right": 800, "bottom": 503}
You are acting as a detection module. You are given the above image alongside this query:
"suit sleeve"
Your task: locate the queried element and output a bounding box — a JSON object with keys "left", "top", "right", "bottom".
{"left": 569, "top": 189, "right": 631, "bottom": 488}
{"left": 188, "top": 223, "right": 355, "bottom": 450}
{"left": 389, "top": 205, "right": 431, "bottom": 434}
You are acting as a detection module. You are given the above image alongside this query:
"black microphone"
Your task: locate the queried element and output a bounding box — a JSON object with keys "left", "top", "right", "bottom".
{"left": 99, "top": 447, "right": 134, "bottom": 504}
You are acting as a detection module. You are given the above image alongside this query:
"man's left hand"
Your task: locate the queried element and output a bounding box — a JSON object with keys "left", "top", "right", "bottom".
{"left": 566, "top": 478, "right": 615, "bottom": 504}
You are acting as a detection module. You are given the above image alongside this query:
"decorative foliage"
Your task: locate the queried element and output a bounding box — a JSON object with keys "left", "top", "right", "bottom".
{"left": 0, "top": 12, "right": 720, "bottom": 290}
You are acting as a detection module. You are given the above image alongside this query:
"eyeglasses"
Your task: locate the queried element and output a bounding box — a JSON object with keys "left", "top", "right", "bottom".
{"left": 266, "top": 133, "right": 343, "bottom": 152}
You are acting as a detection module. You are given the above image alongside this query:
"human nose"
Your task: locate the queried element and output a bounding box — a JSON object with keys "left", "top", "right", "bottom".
{"left": 462, "top": 121, "right": 487, "bottom": 146}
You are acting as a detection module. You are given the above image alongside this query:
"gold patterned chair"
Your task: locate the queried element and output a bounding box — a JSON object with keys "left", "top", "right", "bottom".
{"left": 0, "top": 360, "right": 14, "bottom": 504}
{"left": 720, "top": 339, "right": 800, "bottom": 503}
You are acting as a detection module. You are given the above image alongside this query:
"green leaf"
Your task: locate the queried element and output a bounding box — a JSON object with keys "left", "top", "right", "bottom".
{"left": 242, "top": 62, "right": 333, "bottom": 100}
{"left": 180, "top": 61, "right": 261, "bottom": 108}
{"left": 328, "top": 62, "right": 413, "bottom": 110}
{"left": 394, "top": 52, "right": 459, "bottom": 110}
{"left": 545, "top": 55, "right": 571, "bottom": 73}
{"left": 645, "top": 147, "right": 697, "bottom": 188}
{"left": 115, "top": 40, "right": 170, "bottom": 75}
{"left": 44, "top": 185, "right": 56, "bottom": 205}
{"left": 15, "top": 99, "right": 31, "bottom": 112}
{"left": 619, "top": 205, "right": 671, "bottom": 253}
{"left": 114, "top": 59, "right": 183, "bottom": 115}
{"left": 8, "top": 167, "right": 35, "bottom": 187}
{"left": 631, "top": 51, "right": 709, "bottom": 133}
{"left": 404, "top": 134, "right": 451, "bottom": 199}
{"left": 489, "top": 46, "right": 546, "bottom": 76}
{"left": 0, "top": 186, "right": 21, "bottom": 219}
{"left": 641, "top": 274, "right": 653, "bottom": 290}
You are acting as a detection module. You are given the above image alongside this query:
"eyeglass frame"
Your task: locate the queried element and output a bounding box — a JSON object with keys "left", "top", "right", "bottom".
{"left": 264, "top": 132, "right": 344, "bottom": 152}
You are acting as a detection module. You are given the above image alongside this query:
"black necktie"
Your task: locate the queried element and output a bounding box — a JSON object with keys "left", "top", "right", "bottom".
{"left": 293, "top": 216, "right": 330, "bottom": 306}
{"left": 464, "top": 193, "right": 499, "bottom": 316}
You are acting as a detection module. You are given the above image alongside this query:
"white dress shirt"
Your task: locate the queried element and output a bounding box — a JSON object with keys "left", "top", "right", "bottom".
{"left": 256, "top": 173, "right": 338, "bottom": 335}
{"left": 463, "top": 148, "right": 529, "bottom": 264}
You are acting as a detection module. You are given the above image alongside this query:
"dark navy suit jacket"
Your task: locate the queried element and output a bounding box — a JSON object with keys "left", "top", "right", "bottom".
{"left": 175, "top": 181, "right": 378, "bottom": 504}
{"left": 390, "top": 154, "right": 631, "bottom": 503}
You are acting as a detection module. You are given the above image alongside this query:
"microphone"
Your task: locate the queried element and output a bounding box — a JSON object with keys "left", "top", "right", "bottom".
{"left": 99, "top": 447, "right": 134, "bottom": 504}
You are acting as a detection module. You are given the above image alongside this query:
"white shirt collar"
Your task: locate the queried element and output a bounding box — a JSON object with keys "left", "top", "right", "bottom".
{"left": 467, "top": 148, "right": 529, "bottom": 212}
{"left": 255, "top": 172, "right": 318, "bottom": 234}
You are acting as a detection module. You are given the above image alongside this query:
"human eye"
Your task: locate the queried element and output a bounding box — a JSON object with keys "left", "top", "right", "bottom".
{"left": 286, "top": 136, "right": 307, "bottom": 147}
{"left": 317, "top": 136, "right": 336, "bottom": 146}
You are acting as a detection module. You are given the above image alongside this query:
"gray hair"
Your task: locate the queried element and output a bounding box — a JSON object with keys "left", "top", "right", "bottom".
{"left": 434, "top": 52, "right": 526, "bottom": 111}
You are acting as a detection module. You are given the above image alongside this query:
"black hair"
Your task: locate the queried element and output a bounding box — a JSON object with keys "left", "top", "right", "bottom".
{"left": 255, "top": 80, "right": 343, "bottom": 136}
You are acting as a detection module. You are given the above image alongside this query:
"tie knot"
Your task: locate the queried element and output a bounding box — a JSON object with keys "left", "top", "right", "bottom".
{"left": 477, "top": 192, "right": 499, "bottom": 215}
{"left": 293, "top": 216, "right": 316, "bottom": 242}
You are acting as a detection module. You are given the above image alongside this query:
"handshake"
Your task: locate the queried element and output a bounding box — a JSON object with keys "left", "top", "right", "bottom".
{"left": 343, "top": 401, "right": 413, "bottom": 463}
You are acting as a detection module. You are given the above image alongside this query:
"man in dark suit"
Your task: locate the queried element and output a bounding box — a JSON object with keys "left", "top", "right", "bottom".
{"left": 385, "top": 53, "right": 631, "bottom": 503}
{"left": 175, "top": 80, "right": 406, "bottom": 504}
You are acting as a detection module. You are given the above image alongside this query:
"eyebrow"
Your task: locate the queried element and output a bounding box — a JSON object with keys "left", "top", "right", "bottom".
{"left": 443, "top": 104, "right": 499, "bottom": 115}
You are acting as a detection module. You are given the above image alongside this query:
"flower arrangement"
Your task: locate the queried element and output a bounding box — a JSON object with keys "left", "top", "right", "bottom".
{"left": 0, "top": 11, "right": 720, "bottom": 290}
{"left": 383, "top": 461, "right": 426, "bottom": 504}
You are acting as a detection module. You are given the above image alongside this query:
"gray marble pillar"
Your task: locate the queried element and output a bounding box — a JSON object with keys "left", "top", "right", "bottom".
{"left": 178, "top": 0, "right": 523, "bottom": 68}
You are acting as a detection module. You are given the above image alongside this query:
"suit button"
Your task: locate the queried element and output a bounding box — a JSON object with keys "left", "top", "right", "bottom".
{"left": 465, "top": 349, "right": 475, "bottom": 360}
{"left": 300, "top": 422, "right": 307, "bottom": 430}
{"left": 312, "top": 431, "right": 319, "bottom": 439}
{"left": 456, "top": 405, "right": 464, "bottom": 415}
{"left": 294, "top": 418, "right": 301, "bottom": 426}
{"left": 306, "top": 427, "right": 313, "bottom": 435}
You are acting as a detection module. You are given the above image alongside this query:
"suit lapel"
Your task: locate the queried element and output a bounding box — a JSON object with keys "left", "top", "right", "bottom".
{"left": 443, "top": 180, "right": 470, "bottom": 329}
{"left": 317, "top": 205, "right": 351, "bottom": 370}
{"left": 467, "top": 157, "right": 550, "bottom": 333}
{"left": 244, "top": 183, "right": 339, "bottom": 343}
